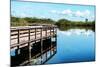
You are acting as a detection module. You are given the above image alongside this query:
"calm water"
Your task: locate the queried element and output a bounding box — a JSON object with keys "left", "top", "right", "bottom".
{"left": 11, "top": 28, "right": 95, "bottom": 65}
{"left": 46, "top": 28, "right": 95, "bottom": 64}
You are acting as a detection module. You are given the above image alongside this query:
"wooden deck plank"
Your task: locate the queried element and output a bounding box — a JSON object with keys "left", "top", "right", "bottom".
{"left": 11, "top": 26, "right": 57, "bottom": 49}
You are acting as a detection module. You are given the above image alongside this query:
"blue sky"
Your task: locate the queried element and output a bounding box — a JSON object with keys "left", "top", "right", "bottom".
{"left": 11, "top": 1, "right": 95, "bottom": 21}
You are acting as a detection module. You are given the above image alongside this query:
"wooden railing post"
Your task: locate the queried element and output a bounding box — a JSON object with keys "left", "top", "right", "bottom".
{"left": 18, "top": 29, "right": 20, "bottom": 44}
{"left": 55, "top": 27, "right": 57, "bottom": 52}
{"left": 53, "top": 27, "right": 55, "bottom": 36}
{"left": 45, "top": 26, "right": 48, "bottom": 61}
{"left": 50, "top": 26, "right": 51, "bottom": 36}
{"left": 54, "top": 27, "right": 57, "bottom": 53}
{"left": 55, "top": 27, "right": 57, "bottom": 35}
{"left": 40, "top": 27, "right": 43, "bottom": 63}
{"left": 45, "top": 26, "right": 47, "bottom": 37}
{"left": 35, "top": 28, "right": 36, "bottom": 40}
{"left": 50, "top": 26, "right": 52, "bottom": 55}
{"left": 15, "top": 29, "right": 20, "bottom": 56}
{"left": 28, "top": 28, "right": 31, "bottom": 64}
{"left": 35, "top": 28, "right": 37, "bottom": 47}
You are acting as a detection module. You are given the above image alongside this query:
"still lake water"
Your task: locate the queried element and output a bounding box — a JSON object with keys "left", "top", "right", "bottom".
{"left": 46, "top": 28, "right": 95, "bottom": 64}
{"left": 11, "top": 28, "right": 95, "bottom": 65}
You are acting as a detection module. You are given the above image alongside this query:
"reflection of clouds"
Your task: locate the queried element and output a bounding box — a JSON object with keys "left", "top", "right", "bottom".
{"left": 74, "top": 29, "right": 85, "bottom": 35}
{"left": 61, "top": 31, "right": 71, "bottom": 36}
{"left": 84, "top": 30, "right": 93, "bottom": 37}
{"left": 58, "top": 29, "right": 93, "bottom": 37}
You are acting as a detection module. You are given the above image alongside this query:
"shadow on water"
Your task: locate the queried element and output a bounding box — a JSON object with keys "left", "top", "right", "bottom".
{"left": 11, "top": 36, "right": 57, "bottom": 66}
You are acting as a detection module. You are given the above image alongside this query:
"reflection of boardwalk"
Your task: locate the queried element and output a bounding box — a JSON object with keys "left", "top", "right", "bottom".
{"left": 10, "top": 26, "right": 57, "bottom": 66}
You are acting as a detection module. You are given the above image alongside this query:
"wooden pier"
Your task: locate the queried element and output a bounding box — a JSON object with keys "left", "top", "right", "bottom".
{"left": 10, "top": 25, "right": 57, "bottom": 66}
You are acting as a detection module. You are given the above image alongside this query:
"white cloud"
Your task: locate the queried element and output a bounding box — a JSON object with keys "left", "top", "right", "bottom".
{"left": 40, "top": 16, "right": 47, "bottom": 18}
{"left": 74, "top": 10, "right": 91, "bottom": 18}
{"left": 75, "top": 11, "right": 84, "bottom": 17}
{"left": 84, "top": 10, "right": 90, "bottom": 15}
{"left": 51, "top": 9, "right": 73, "bottom": 16}
{"left": 91, "top": 15, "right": 94, "bottom": 18}
{"left": 20, "top": 12, "right": 27, "bottom": 17}
{"left": 50, "top": 9, "right": 93, "bottom": 19}
{"left": 51, "top": 10, "right": 58, "bottom": 14}
{"left": 61, "top": 9, "right": 72, "bottom": 15}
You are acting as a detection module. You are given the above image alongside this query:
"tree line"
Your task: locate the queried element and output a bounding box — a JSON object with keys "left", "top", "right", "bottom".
{"left": 11, "top": 16, "right": 95, "bottom": 28}
{"left": 11, "top": 17, "right": 54, "bottom": 26}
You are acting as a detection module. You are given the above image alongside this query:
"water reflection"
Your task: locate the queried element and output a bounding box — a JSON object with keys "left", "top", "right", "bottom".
{"left": 46, "top": 27, "right": 95, "bottom": 64}
{"left": 59, "top": 29, "right": 94, "bottom": 37}
{"left": 58, "top": 26, "right": 95, "bottom": 32}
{"left": 11, "top": 36, "right": 57, "bottom": 66}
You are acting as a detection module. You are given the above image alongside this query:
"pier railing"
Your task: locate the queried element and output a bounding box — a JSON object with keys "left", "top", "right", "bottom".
{"left": 10, "top": 26, "right": 57, "bottom": 66}
{"left": 11, "top": 26, "right": 57, "bottom": 49}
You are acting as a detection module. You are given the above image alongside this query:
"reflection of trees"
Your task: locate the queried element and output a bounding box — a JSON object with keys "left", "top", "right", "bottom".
{"left": 55, "top": 19, "right": 95, "bottom": 32}
{"left": 58, "top": 26, "right": 95, "bottom": 32}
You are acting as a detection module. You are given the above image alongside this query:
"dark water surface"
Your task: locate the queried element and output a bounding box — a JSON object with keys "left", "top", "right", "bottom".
{"left": 46, "top": 28, "right": 95, "bottom": 64}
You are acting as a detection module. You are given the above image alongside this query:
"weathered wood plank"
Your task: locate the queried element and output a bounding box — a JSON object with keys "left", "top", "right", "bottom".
{"left": 11, "top": 26, "right": 57, "bottom": 49}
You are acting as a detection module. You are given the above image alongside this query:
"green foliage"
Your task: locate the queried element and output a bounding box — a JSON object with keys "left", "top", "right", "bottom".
{"left": 55, "top": 19, "right": 71, "bottom": 27}
{"left": 11, "top": 17, "right": 54, "bottom": 26}
{"left": 11, "top": 16, "right": 95, "bottom": 30}
{"left": 55, "top": 19, "right": 95, "bottom": 27}
{"left": 11, "top": 17, "right": 28, "bottom": 26}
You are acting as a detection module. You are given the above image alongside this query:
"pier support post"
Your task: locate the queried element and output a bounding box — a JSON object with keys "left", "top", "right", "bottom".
{"left": 15, "top": 29, "right": 20, "bottom": 56}
{"left": 15, "top": 46, "right": 19, "bottom": 56}
{"left": 55, "top": 27, "right": 57, "bottom": 52}
{"left": 45, "top": 27, "right": 48, "bottom": 61}
{"left": 50, "top": 27, "right": 52, "bottom": 55}
{"left": 34, "top": 28, "right": 37, "bottom": 59}
{"left": 40, "top": 28, "right": 43, "bottom": 64}
{"left": 28, "top": 29, "right": 31, "bottom": 64}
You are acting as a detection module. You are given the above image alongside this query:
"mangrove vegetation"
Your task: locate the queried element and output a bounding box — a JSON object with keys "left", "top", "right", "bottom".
{"left": 11, "top": 16, "right": 95, "bottom": 31}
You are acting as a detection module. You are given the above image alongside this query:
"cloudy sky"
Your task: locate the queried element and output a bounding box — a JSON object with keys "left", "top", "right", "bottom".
{"left": 11, "top": 0, "right": 95, "bottom": 21}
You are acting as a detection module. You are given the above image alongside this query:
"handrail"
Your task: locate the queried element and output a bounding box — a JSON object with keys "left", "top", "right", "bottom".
{"left": 11, "top": 26, "right": 57, "bottom": 49}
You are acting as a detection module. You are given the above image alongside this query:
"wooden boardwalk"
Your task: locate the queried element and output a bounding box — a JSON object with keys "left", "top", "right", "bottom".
{"left": 11, "top": 26, "right": 57, "bottom": 49}
{"left": 10, "top": 25, "right": 57, "bottom": 66}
